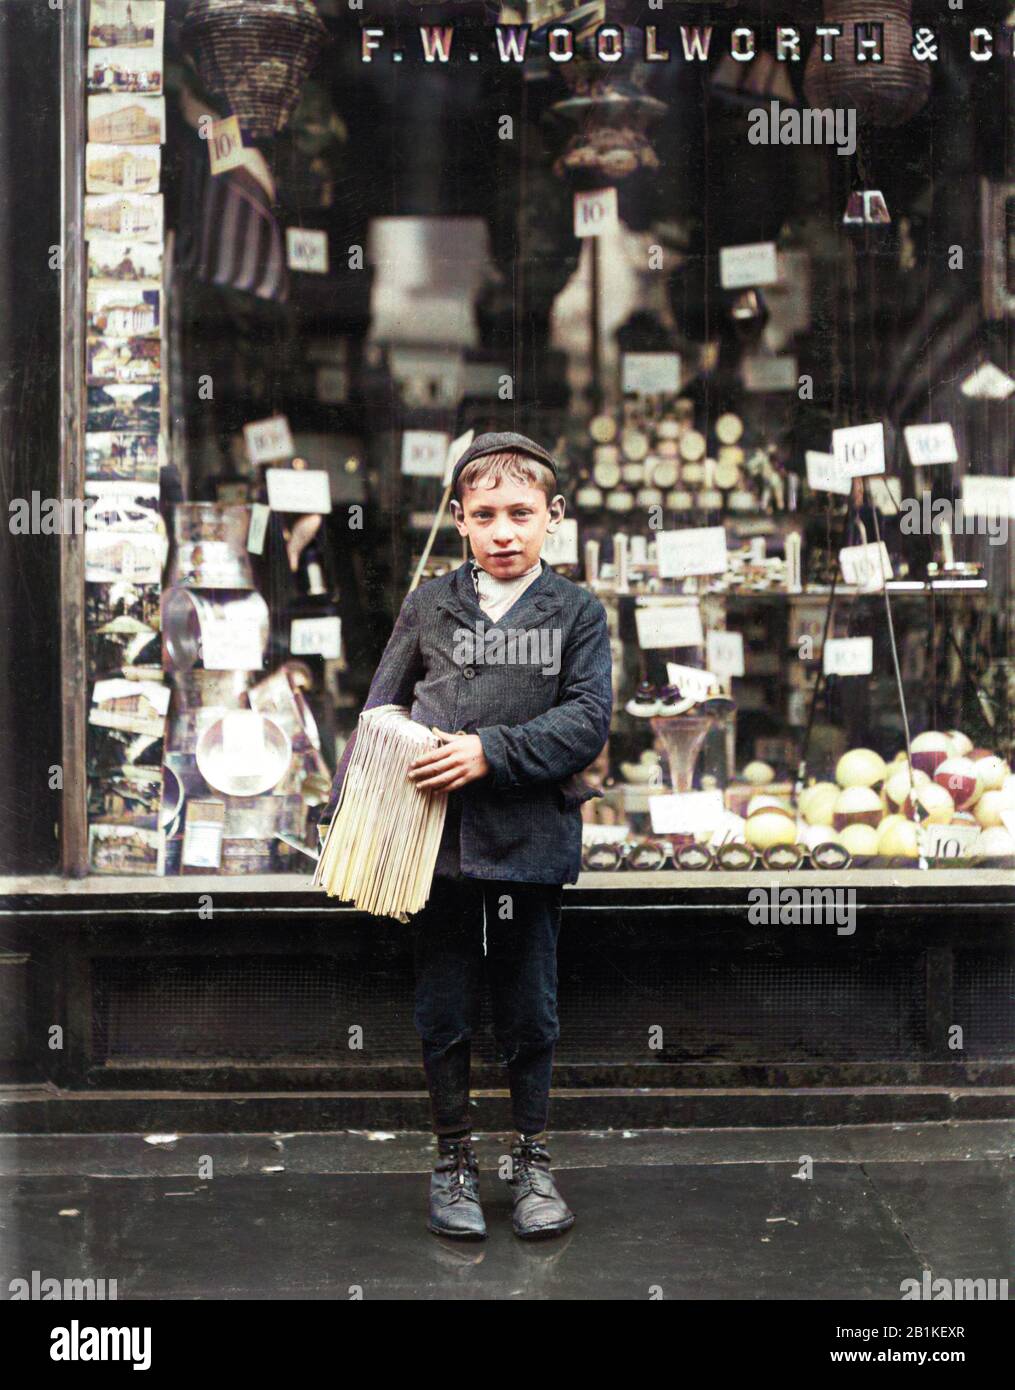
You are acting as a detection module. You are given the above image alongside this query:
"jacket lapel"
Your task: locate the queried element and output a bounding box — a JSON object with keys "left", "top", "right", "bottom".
{"left": 435, "top": 560, "right": 563, "bottom": 629}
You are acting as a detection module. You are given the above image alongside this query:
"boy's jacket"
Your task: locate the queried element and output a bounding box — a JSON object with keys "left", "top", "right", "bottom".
{"left": 325, "top": 560, "right": 614, "bottom": 885}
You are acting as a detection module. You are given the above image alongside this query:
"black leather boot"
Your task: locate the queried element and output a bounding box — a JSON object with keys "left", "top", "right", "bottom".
{"left": 508, "top": 1135, "right": 575, "bottom": 1239}
{"left": 428, "top": 1136, "right": 487, "bottom": 1240}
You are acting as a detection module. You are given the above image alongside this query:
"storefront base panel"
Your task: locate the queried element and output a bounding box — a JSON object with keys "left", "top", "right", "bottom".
{"left": 2, "top": 1083, "right": 1015, "bottom": 1135}
{"left": 2, "top": 880, "right": 1012, "bottom": 1131}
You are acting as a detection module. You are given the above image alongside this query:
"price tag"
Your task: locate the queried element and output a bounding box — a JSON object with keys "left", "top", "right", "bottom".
{"left": 656, "top": 526, "right": 728, "bottom": 579}
{"left": 183, "top": 801, "right": 225, "bottom": 870}
{"left": 541, "top": 518, "right": 578, "bottom": 566}
{"left": 402, "top": 430, "right": 449, "bottom": 478}
{"left": 867, "top": 477, "right": 902, "bottom": 514}
{"left": 244, "top": 415, "right": 294, "bottom": 465}
{"left": 635, "top": 603, "right": 704, "bottom": 649}
{"left": 285, "top": 227, "right": 329, "bottom": 274}
{"left": 265, "top": 467, "right": 331, "bottom": 514}
{"left": 719, "top": 242, "right": 779, "bottom": 289}
{"left": 923, "top": 822, "right": 980, "bottom": 860}
{"left": 574, "top": 187, "right": 618, "bottom": 239}
{"left": 622, "top": 352, "right": 681, "bottom": 395}
{"left": 961, "top": 475, "right": 1015, "bottom": 519}
{"left": 666, "top": 662, "right": 718, "bottom": 701}
{"left": 207, "top": 116, "right": 244, "bottom": 176}
{"left": 707, "top": 629, "right": 744, "bottom": 678}
{"left": 832, "top": 422, "right": 886, "bottom": 478}
{"left": 649, "top": 790, "right": 725, "bottom": 836}
{"left": 904, "top": 423, "right": 958, "bottom": 467}
{"left": 247, "top": 502, "right": 270, "bottom": 555}
{"left": 743, "top": 355, "right": 797, "bottom": 392}
{"left": 823, "top": 636, "right": 873, "bottom": 677}
{"left": 806, "top": 450, "right": 851, "bottom": 496}
{"left": 199, "top": 603, "right": 265, "bottom": 672}
{"left": 290, "top": 615, "right": 342, "bottom": 659}
{"left": 442, "top": 429, "right": 476, "bottom": 486}
{"left": 839, "top": 541, "right": 893, "bottom": 592}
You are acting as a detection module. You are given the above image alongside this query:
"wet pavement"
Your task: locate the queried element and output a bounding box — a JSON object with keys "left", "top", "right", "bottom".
{"left": 1, "top": 1124, "right": 1011, "bottom": 1300}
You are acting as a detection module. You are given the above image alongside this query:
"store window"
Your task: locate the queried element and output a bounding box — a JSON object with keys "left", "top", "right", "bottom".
{"left": 59, "top": 1, "right": 1014, "bottom": 881}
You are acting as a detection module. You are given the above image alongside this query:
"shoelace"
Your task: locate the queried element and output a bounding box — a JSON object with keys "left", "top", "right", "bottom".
{"left": 438, "top": 1142, "right": 480, "bottom": 1204}
{"left": 510, "top": 1143, "right": 553, "bottom": 1198}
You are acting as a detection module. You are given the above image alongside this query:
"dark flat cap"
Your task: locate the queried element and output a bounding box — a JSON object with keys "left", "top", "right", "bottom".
{"left": 451, "top": 431, "right": 558, "bottom": 497}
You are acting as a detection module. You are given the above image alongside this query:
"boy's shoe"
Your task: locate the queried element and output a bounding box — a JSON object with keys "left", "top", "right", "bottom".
{"left": 508, "top": 1136, "right": 575, "bottom": 1239}
{"left": 428, "top": 1136, "right": 487, "bottom": 1240}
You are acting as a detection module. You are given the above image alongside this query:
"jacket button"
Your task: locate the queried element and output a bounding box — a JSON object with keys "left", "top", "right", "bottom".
{"left": 463, "top": 666, "right": 475, "bottom": 679}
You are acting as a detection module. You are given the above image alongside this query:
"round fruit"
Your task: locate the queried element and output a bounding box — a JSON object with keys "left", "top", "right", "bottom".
{"left": 910, "top": 732, "right": 953, "bottom": 777}
{"left": 947, "top": 730, "right": 973, "bottom": 757}
{"left": 833, "top": 786, "right": 883, "bottom": 831}
{"left": 840, "top": 822, "right": 879, "bottom": 856}
{"left": 745, "top": 806, "right": 797, "bottom": 850}
{"left": 885, "top": 765, "right": 929, "bottom": 808}
{"left": 836, "top": 748, "right": 886, "bottom": 789}
{"left": 799, "top": 782, "right": 839, "bottom": 827}
{"left": 974, "top": 787, "right": 1015, "bottom": 829}
{"left": 933, "top": 757, "right": 982, "bottom": 811}
{"left": 970, "top": 754, "right": 1009, "bottom": 792}
{"left": 743, "top": 760, "right": 775, "bottom": 787}
{"left": 974, "top": 827, "right": 1015, "bottom": 859}
{"left": 911, "top": 782, "right": 954, "bottom": 825}
{"left": 878, "top": 818, "right": 920, "bottom": 858}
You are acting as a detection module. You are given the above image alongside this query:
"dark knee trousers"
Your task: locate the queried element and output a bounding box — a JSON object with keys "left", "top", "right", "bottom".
{"left": 410, "top": 876, "right": 564, "bottom": 1137}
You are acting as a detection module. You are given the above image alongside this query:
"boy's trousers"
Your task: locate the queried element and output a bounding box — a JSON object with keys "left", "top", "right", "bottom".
{"left": 410, "top": 875, "right": 564, "bottom": 1137}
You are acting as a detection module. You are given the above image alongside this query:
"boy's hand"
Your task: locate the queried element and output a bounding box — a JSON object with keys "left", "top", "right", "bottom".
{"left": 408, "top": 733, "right": 490, "bottom": 792}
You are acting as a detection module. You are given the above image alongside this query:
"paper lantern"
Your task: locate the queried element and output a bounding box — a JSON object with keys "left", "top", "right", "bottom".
{"left": 182, "top": 0, "right": 327, "bottom": 141}
{"left": 804, "top": 1, "right": 931, "bottom": 129}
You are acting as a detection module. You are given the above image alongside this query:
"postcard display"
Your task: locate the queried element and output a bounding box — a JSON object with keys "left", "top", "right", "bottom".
{"left": 82, "top": 0, "right": 329, "bottom": 875}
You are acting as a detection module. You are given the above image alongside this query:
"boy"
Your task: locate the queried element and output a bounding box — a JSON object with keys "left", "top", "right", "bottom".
{"left": 325, "top": 431, "right": 613, "bottom": 1240}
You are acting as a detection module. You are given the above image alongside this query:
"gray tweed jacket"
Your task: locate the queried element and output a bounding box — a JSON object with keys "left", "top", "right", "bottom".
{"left": 325, "top": 560, "right": 613, "bottom": 884}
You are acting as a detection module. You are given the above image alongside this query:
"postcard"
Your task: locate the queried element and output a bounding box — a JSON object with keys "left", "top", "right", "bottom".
{"left": 86, "top": 578, "right": 161, "bottom": 631}
{"left": 88, "top": 238, "right": 162, "bottom": 285}
{"left": 85, "top": 481, "right": 161, "bottom": 532}
{"left": 88, "top": 1, "right": 165, "bottom": 52}
{"left": 86, "top": 142, "right": 161, "bottom": 194}
{"left": 85, "top": 192, "right": 163, "bottom": 242}
{"left": 87, "top": 284, "right": 160, "bottom": 338}
{"left": 85, "top": 431, "right": 161, "bottom": 482}
{"left": 85, "top": 527, "right": 166, "bottom": 583}
{"left": 90, "top": 676, "right": 170, "bottom": 738}
{"left": 88, "top": 46, "right": 164, "bottom": 96}
{"left": 88, "top": 822, "right": 164, "bottom": 876}
{"left": 86, "top": 382, "right": 160, "bottom": 433}
{"left": 88, "top": 94, "right": 165, "bottom": 145}
{"left": 87, "top": 334, "right": 161, "bottom": 386}
{"left": 87, "top": 765, "right": 163, "bottom": 827}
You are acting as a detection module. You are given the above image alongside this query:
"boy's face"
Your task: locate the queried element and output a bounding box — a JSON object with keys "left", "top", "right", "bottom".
{"left": 451, "top": 478, "right": 565, "bottom": 580}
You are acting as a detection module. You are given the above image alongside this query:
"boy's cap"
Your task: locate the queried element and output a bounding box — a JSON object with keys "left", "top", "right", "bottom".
{"left": 451, "top": 431, "right": 558, "bottom": 497}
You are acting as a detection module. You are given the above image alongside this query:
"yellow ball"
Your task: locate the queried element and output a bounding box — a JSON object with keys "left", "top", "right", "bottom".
{"left": 836, "top": 749, "right": 886, "bottom": 789}
{"left": 840, "top": 822, "right": 879, "bottom": 856}
{"left": 745, "top": 808, "right": 797, "bottom": 850}
{"left": 799, "top": 782, "right": 839, "bottom": 827}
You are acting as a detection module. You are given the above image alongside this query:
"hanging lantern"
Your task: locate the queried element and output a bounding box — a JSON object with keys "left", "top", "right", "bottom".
{"left": 181, "top": 0, "right": 327, "bottom": 142}
{"left": 803, "top": 0, "right": 930, "bottom": 128}
{"left": 547, "top": 28, "right": 666, "bottom": 185}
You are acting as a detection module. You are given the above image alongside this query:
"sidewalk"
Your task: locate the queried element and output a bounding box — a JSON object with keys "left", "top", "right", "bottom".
{"left": 1, "top": 1123, "right": 1011, "bottom": 1300}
